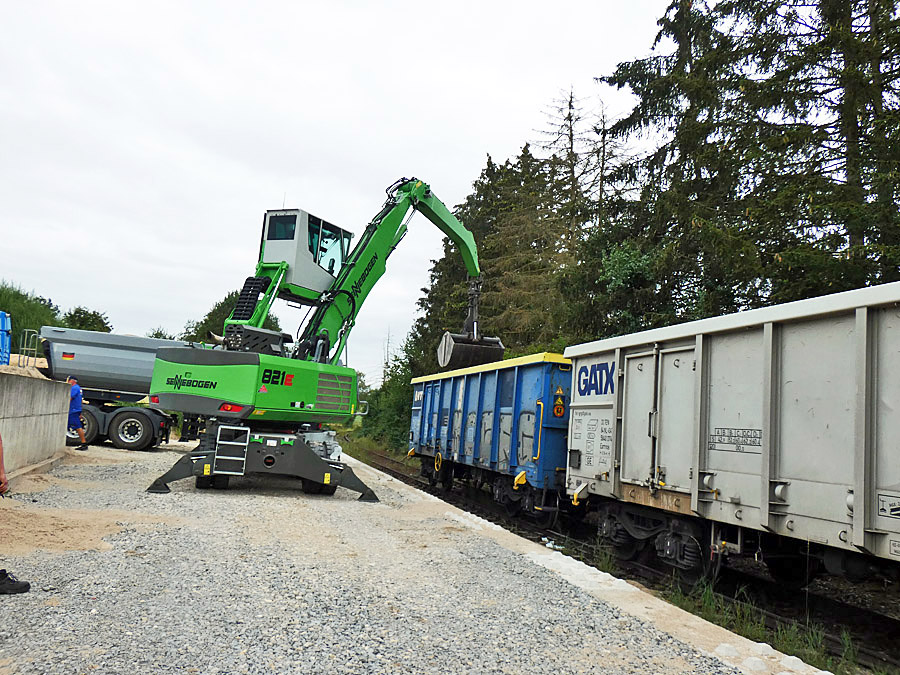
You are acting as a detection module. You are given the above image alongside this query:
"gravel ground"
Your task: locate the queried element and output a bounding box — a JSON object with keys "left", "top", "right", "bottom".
{"left": 0, "top": 445, "right": 815, "bottom": 674}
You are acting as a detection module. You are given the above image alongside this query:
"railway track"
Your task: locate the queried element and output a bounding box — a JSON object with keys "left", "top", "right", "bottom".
{"left": 360, "top": 448, "right": 900, "bottom": 673}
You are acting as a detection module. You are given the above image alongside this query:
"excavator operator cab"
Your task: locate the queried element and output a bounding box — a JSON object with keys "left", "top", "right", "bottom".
{"left": 260, "top": 209, "right": 354, "bottom": 296}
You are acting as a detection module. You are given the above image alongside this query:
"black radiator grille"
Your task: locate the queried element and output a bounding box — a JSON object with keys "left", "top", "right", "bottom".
{"left": 316, "top": 373, "right": 353, "bottom": 411}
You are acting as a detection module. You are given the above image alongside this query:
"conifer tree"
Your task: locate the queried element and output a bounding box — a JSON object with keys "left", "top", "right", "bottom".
{"left": 596, "top": 0, "right": 762, "bottom": 323}
{"left": 479, "top": 145, "right": 570, "bottom": 352}
{"left": 720, "top": 0, "right": 900, "bottom": 294}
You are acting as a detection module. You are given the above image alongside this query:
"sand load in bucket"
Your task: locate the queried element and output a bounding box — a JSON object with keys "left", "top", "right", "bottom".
{"left": 436, "top": 279, "right": 505, "bottom": 369}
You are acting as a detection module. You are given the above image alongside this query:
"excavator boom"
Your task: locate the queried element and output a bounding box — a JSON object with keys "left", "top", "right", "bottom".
{"left": 296, "top": 178, "right": 491, "bottom": 366}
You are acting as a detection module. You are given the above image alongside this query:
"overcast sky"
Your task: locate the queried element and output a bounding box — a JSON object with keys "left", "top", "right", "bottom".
{"left": 1, "top": 1, "right": 667, "bottom": 385}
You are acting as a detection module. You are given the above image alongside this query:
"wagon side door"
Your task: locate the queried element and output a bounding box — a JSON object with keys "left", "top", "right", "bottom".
{"left": 620, "top": 351, "right": 656, "bottom": 486}
{"left": 654, "top": 347, "right": 696, "bottom": 492}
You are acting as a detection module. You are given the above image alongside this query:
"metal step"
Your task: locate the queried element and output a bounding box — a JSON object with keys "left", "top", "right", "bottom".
{"left": 214, "top": 425, "right": 250, "bottom": 475}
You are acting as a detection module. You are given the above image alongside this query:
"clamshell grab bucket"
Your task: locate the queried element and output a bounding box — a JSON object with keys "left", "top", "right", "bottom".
{"left": 437, "top": 331, "right": 505, "bottom": 369}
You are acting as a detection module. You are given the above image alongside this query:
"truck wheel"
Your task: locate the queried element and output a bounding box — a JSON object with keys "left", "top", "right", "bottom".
{"left": 109, "top": 412, "right": 152, "bottom": 451}
{"left": 80, "top": 410, "right": 100, "bottom": 445}
{"left": 65, "top": 411, "right": 99, "bottom": 445}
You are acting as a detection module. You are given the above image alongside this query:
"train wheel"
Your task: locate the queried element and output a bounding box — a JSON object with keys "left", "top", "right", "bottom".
{"left": 674, "top": 567, "right": 702, "bottom": 592}
{"left": 434, "top": 454, "right": 453, "bottom": 492}
{"left": 439, "top": 469, "right": 454, "bottom": 493}
{"left": 533, "top": 507, "right": 558, "bottom": 529}
{"left": 674, "top": 549, "right": 721, "bottom": 592}
{"left": 503, "top": 499, "right": 522, "bottom": 517}
{"left": 420, "top": 458, "right": 438, "bottom": 487}
{"left": 611, "top": 537, "right": 640, "bottom": 562}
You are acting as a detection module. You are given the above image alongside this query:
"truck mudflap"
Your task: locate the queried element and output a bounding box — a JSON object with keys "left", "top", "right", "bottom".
{"left": 146, "top": 431, "right": 378, "bottom": 502}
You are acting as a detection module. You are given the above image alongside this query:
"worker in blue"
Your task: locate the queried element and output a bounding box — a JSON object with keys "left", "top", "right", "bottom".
{"left": 67, "top": 376, "right": 88, "bottom": 451}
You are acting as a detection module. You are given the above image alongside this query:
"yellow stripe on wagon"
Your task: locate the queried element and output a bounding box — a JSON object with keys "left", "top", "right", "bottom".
{"left": 410, "top": 352, "right": 570, "bottom": 384}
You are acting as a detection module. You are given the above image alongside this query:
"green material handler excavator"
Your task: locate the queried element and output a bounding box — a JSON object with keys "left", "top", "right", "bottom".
{"left": 146, "top": 178, "right": 503, "bottom": 500}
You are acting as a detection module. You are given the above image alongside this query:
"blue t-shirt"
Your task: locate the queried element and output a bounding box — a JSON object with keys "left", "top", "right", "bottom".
{"left": 69, "top": 383, "right": 83, "bottom": 413}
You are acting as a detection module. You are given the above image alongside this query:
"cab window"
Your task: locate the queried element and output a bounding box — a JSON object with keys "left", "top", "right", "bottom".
{"left": 319, "top": 225, "right": 343, "bottom": 275}
{"left": 267, "top": 214, "right": 296, "bottom": 240}
{"left": 308, "top": 215, "right": 321, "bottom": 256}
{"left": 307, "top": 213, "right": 346, "bottom": 275}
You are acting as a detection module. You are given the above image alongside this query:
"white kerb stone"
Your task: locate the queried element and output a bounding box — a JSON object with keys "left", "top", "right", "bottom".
{"left": 742, "top": 656, "right": 767, "bottom": 671}
{"left": 752, "top": 642, "right": 776, "bottom": 656}
{"left": 714, "top": 643, "right": 740, "bottom": 659}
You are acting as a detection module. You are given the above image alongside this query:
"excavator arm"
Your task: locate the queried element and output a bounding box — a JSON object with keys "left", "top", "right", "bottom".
{"left": 221, "top": 177, "right": 503, "bottom": 368}
{"left": 294, "top": 178, "right": 494, "bottom": 366}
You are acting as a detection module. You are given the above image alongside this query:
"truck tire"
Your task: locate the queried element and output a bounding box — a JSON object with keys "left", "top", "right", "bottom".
{"left": 80, "top": 410, "right": 100, "bottom": 445}
{"left": 109, "top": 411, "right": 153, "bottom": 451}
{"left": 65, "top": 410, "right": 99, "bottom": 445}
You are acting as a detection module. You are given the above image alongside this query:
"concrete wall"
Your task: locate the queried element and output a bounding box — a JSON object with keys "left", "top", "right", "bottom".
{"left": 0, "top": 371, "right": 69, "bottom": 474}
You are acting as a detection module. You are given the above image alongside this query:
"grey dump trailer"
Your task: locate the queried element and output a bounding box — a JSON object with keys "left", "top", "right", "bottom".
{"left": 564, "top": 281, "right": 900, "bottom": 583}
{"left": 41, "top": 327, "right": 203, "bottom": 451}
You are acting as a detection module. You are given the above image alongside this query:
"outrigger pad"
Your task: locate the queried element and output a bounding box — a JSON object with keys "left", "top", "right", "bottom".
{"left": 146, "top": 454, "right": 196, "bottom": 493}
{"left": 336, "top": 465, "right": 379, "bottom": 502}
{"left": 144, "top": 435, "right": 380, "bottom": 502}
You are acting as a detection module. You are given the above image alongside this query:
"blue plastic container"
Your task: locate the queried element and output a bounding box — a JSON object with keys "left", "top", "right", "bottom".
{"left": 409, "top": 353, "right": 572, "bottom": 494}
{"left": 0, "top": 311, "right": 10, "bottom": 366}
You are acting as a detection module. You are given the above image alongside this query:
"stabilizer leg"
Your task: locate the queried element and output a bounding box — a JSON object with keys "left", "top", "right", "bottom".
{"left": 289, "top": 443, "right": 379, "bottom": 502}
{"left": 335, "top": 465, "right": 379, "bottom": 502}
{"left": 146, "top": 454, "right": 196, "bottom": 493}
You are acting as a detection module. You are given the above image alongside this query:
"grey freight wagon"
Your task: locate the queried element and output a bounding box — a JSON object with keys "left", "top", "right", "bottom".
{"left": 41, "top": 326, "right": 201, "bottom": 450}
{"left": 564, "top": 281, "right": 900, "bottom": 584}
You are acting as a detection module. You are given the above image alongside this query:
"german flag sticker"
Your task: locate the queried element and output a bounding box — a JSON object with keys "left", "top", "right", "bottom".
{"left": 62, "top": 352, "right": 75, "bottom": 360}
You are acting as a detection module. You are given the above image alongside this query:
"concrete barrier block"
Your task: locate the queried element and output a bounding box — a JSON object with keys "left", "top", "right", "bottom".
{"left": 0, "top": 372, "right": 69, "bottom": 474}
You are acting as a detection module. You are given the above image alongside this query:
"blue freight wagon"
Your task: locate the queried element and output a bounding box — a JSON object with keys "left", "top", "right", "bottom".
{"left": 0, "top": 311, "right": 10, "bottom": 366}
{"left": 408, "top": 353, "right": 572, "bottom": 524}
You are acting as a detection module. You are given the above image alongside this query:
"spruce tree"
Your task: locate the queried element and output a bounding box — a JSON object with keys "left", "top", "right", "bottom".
{"left": 720, "top": 0, "right": 900, "bottom": 294}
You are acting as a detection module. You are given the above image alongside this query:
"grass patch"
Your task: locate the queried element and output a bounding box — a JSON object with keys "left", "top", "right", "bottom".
{"left": 340, "top": 433, "right": 386, "bottom": 464}
{"left": 338, "top": 428, "right": 410, "bottom": 463}
{"left": 662, "top": 578, "right": 874, "bottom": 674}
{"left": 591, "top": 543, "right": 618, "bottom": 575}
